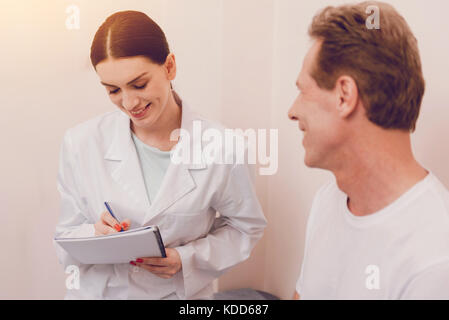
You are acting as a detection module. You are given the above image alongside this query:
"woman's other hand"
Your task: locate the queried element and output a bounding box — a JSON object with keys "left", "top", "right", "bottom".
{"left": 131, "top": 248, "right": 182, "bottom": 279}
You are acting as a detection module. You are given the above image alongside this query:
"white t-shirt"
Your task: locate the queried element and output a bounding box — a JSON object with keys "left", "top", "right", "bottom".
{"left": 131, "top": 132, "right": 172, "bottom": 205}
{"left": 296, "top": 173, "right": 449, "bottom": 299}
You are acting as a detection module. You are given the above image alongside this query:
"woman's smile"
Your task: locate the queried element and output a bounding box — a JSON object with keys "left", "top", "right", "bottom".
{"left": 129, "top": 102, "right": 152, "bottom": 119}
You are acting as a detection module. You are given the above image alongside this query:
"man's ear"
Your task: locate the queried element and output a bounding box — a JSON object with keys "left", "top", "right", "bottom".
{"left": 335, "top": 75, "right": 359, "bottom": 118}
{"left": 164, "top": 53, "right": 177, "bottom": 81}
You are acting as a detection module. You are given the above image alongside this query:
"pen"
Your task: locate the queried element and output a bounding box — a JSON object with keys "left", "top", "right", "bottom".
{"left": 104, "top": 201, "right": 123, "bottom": 232}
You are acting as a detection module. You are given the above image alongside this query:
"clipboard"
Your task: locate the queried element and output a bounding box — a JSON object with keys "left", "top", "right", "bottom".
{"left": 55, "top": 225, "right": 167, "bottom": 264}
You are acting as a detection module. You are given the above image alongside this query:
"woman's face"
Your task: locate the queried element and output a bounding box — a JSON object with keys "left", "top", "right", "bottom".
{"left": 96, "top": 55, "right": 176, "bottom": 130}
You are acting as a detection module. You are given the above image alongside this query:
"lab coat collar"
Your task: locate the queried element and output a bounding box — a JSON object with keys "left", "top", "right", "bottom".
{"left": 104, "top": 100, "right": 206, "bottom": 170}
{"left": 103, "top": 99, "right": 207, "bottom": 225}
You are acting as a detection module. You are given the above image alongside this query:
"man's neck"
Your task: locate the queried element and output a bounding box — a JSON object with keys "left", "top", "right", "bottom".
{"left": 332, "top": 133, "right": 428, "bottom": 216}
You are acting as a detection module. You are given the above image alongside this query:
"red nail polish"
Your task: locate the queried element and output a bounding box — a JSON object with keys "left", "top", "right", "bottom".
{"left": 130, "top": 261, "right": 136, "bottom": 266}
{"left": 114, "top": 224, "right": 122, "bottom": 232}
{"left": 136, "top": 258, "right": 143, "bottom": 263}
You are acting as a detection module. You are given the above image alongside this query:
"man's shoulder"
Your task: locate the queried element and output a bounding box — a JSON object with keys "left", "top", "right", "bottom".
{"left": 313, "top": 178, "right": 342, "bottom": 204}
{"left": 396, "top": 173, "right": 449, "bottom": 271}
{"left": 410, "top": 173, "right": 449, "bottom": 226}
{"left": 426, "top": 173, "right": 449, "bottom": 216}
{"left": 306, "top": 178, "right": 342, "bottom": 228}
{"left": 418, "top": 173, "right": 449, "bottom": 227}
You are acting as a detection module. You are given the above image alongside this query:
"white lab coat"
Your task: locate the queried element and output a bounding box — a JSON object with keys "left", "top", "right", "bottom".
{"left": 54, "top": 99, "right": 267, "bottom": 299}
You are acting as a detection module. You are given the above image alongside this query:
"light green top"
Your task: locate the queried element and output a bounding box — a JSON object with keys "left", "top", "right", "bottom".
{"left": 131, "top": 132, "right": 172, "bottom": 205}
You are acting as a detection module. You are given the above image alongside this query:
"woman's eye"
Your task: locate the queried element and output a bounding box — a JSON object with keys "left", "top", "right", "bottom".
{"left": 134, "top": 84, "right": 147, "bottom": 90}
{"left": 108, "top": 83, "right": 146, "bottom": 95}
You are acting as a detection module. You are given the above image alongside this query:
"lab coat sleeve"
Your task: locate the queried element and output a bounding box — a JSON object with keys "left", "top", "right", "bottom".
{"left": 174, "top": 161, "right": 267, "bottom": 299}
{"left": 53, "top": 130, "right": 96, "bottom": 269}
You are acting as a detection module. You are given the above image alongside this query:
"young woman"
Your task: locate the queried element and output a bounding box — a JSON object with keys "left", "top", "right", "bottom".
{"left": 54, "top": 10, "right": 266, "bottom": 299}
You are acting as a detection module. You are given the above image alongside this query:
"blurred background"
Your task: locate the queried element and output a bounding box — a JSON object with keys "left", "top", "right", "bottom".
{"left": 1, "top": 0, "right": 448, "bottom": 299}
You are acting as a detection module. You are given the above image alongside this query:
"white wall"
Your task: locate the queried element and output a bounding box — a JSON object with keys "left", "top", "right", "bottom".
{"left": 1, "top": 0, "right": 448, "bottom": 299}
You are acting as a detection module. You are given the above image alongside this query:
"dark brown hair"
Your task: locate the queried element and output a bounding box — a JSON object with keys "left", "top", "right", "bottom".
{"left": 309, "top": 1, "right": 425, "bottom": 132}
{"left": 90, "top": 10, "right": 170, "bottom": 69}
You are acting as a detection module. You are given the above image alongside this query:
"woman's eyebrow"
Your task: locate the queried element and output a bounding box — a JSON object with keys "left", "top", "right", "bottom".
{"left": 101, "top": 72, "right": 148, "bottom": 87}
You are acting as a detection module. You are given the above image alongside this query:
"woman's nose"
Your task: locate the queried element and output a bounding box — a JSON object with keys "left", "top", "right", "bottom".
{"left": 122, "top": 91, "right": 139, "bottom": 110}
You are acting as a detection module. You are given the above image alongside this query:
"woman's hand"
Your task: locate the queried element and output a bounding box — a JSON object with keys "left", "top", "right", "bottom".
{"left": 94, "top": 211, "right": 130, "bottom": 236}
{"left": 131, "top": 248, "right": 182, "bottom": 279}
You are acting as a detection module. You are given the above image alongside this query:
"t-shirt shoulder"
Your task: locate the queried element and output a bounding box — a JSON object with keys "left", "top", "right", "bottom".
{"left": 386, "top": 174, "right": 449, "bottom": 273}
{"left": 306, "top": 178, "right": 341, "bottom": 232}
{"left": 311, "top": 179, "right": 341, "bottom": 214}
{"left": 316, "top": 178, "right": 340, "bottom": 199}
{"left": 413, "top": 174, "right": 449, "bottom": 257}
{"left": 427, "top": 174, "right": 449, "bottom": 220}
{"left": 412, "top": 174, "right": 449, "bottom": 230}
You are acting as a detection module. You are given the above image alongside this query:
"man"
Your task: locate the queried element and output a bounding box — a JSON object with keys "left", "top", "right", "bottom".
{"left": 289, "top": 1, "right": 449, "bottom": 299}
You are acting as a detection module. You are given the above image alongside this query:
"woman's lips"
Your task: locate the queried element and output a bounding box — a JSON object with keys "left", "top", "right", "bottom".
{"left": 130, "top": 103, "right": 151, "bottom": 119}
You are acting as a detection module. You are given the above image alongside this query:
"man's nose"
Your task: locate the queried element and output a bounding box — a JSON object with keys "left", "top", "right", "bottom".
{"left": 288, "top": 105, "right": 298, "bottom": 121}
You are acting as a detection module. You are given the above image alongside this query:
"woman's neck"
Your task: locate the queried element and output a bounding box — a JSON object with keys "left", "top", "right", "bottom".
{"left": 131, "top": 90, "right": 182, "bottom": 151}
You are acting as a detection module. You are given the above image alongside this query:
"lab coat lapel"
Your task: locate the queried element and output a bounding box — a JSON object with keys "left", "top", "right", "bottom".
{"left": 142, "top": 163, "right": 195, "bottom": 224}
{"left": 142, "top": 101, "right": 207, "bottom": 225}
{"left": 104, "top": 111, "right": 151, "bottom": 224}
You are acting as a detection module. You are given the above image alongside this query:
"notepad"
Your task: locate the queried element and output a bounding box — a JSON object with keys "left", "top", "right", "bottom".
{"left": 54, "top": 226, "right": 166, "bottom": 264}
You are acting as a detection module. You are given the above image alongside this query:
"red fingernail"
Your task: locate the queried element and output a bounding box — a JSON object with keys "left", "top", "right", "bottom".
{"left": 130, "top": 261, "right": 136, "bottom": 266}
{"left": 114, "top": 224, "right": 122, "bottom": 232}
{"left": 136, "top": 258, "right": 143, "bottom": 263}
{"left": 121, "top": 222, "right": 128, "bottom": 229}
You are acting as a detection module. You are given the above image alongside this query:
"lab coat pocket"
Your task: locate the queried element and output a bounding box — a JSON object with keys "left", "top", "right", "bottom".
{"left": 160, "top": 208, "right": 215, "bottom": 246}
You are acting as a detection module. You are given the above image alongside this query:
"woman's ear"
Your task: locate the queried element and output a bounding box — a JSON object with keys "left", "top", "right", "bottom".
{"left": 165, "top": 53, "right": 177, "bottom": 81}
{"left": 335, "top": 75, "right": 359, "bottom": 119}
